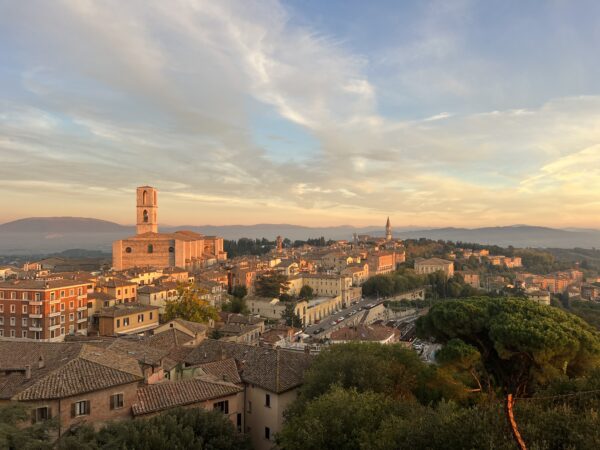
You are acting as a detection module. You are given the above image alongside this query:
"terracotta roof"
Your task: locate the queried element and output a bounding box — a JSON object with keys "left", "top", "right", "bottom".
{"left": 132, "top": 377, "right": 242, "bottom": 416}
{"left": 330, "top": 324, "right": 399, "bottom": 342}
{"left": 0, "top": 279, "right": 88, "bottom": 290}
{"left": 415, "top": 257, "right": 453, "bottom": 266}
{"left": 146, "top": 328, "right": 194, "bottom": 349}
{"left": 106, "top": 338, "right": 168, "bottom": 367}
{"left": 185, "top": 340, "right": 312, "bottom": 393}
{"left": 0, "top": 341, "right": 143, "bottom": 401}
{"left": 126, "top": 230, "right": 205, "bottom": 242}
{"left": 195, "top": 358, "right": 242, "bottom": 384}
{"left": 98, "top": 303, "right": 159, "bottom": 318}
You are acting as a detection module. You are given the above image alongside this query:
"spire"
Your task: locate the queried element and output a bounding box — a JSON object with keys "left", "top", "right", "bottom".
{"left": 385, "top": 217, "right": 392, "bottom": 241}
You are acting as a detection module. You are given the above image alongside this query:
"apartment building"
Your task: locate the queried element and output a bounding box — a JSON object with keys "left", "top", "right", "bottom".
{"left": 0, "top": 279, "right": 89, "bottom": 341}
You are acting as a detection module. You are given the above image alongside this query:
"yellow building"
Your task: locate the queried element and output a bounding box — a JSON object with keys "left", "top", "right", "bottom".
{"left": 97, "top": 303, "right": 160, "bottom": 336}
{"left": 414, "top": 258, "right": 455, "bottom": 277}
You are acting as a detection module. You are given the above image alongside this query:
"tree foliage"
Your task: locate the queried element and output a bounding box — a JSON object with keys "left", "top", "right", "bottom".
{"left": 281, "top": 303, "right": 303, "bottom": 328}
{"left": 298, "top": 285, "right": 314, "bottom": 300}
{"left": 417, "top": 297, "right": 600, "bottom": 396}
{"left": 296, "top": 342, "right": 465, "bottom": 407}
{"left": 0, "top": 404, "right": 55, "bottom": 450}
{"left": 58, "top": 408, "right": 250, "bottom": 450}
{"left": 163, "top": 284, "right": 218, "bottom": 324}
{"left": 254, "top": 271, "right": 290, "bottom": 298}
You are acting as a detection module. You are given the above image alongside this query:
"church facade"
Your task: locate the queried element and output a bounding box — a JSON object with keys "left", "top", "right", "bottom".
{"left": 112, "top": 186, "right": 226, "bottom": 271}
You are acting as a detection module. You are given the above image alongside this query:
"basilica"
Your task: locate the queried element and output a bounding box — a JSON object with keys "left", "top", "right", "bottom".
{"left": 112, "top": 186, "right": 227, "bottom": 270}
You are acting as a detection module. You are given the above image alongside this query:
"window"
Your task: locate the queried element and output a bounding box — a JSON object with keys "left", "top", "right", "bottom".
{"left": 237, "top": 413, "right": 242, "bottom": 432}
{"left": 61, "top": 315, "right": 65, "bottom": 324}
{"left": 0, "top": 292, "right": 3, "bottom": 299}
{"left": 61, "top": 303, "right": 65, "bottom": 311}
{"left": 10, "top": 317, "right": 15, "bottom": 326}
{"left": 69, "top": 289, "right": 74, "bottom": 296}
{"left": 143, "top": 209, "right": 149, "bottom": 223}
{"left": 125, "top": 247, "right": 132, "bottom": 253}
{"left": 265, "top": 394, "right": 271, "bottom": 407}
{"left": 149, "top": 312, "right": 153, "bottom": 320}
{"left": 22, "top": 330, "right": 27, "bottom": 338}
{"left": 110, "top": 393, "right": 124, "bottom": 409}
{"left": 137, "top": 314, "right": 144, "bottom": 323}
{"left": 247, "top": 400, "right": 252, "bottom": 413}
{"left": 0, "top": 330, "right": 3, "bottom": 336}
{"left": 117, "top": 290, "right": 121, "bottom": 296}
{"left": 147, "top": 244, "right": 153, "bottom": 253}
{"left": 0, "top": 318, "right": 3, "bottom": 325}
{"left": 22, "top": 318, "right": 27, "bottom": 326}
{"left": 50, "top": 292, "right": 55, "bottom": 301}
{"left": 60, "top": 291, "right": 65, "bottom": 298}
{"left": 265, "top": 427, "right": 271, "bottom": 440}
{"left": 123, "top": 318, "right": 130, "bottom": 326}
{"left": 10, "top": 304, "right": 15, "bottom": 313}
{"left": 69, "top": 313, "right": 74, "bottom": 321}
{"left": 78, "top": 288, "right": 82, "bottom": 296}
{"left": 33, "top": 406, "right": 51, "bottom": 423}
{"left": 10, "top": 330, "right": 15, "bottom": 337}
{"left": 22, "top": 305, "right": 27, "bottom": 314}
{"left": 116, "top": 319, "right": 121, "bottom": 328}
{"left": 213, "top": 401, "right": 229, "bottom": 414}
{"left": 60, "top": 327, "right": 65, "bottom": 335}
{"left": 11, "top": 292, "right": 16, "bottom": 299}
{"left": 35, "top": 293, "right": 41, "bottom": 301}
{"left": 69, "top": 301, "right": 74, "bottom": 309}
{"left": 22, "top": 292, "right": 28, "bottom": 300}
{"left": 72, "top": 400, "right": 90, "bottom": 417}
{"left": 168, "top": 246, "right": 174, "bottom": 253}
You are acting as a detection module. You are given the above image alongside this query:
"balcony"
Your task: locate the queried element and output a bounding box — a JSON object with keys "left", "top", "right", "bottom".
{"left": 48, "top": 311, "right": 61, "bottom": 317}
{"left": 48, "top": 324, "right": 60, "bottom": 330}
{"left": 77, "top": 317, "right": 88, "bottom": 323}
{"left": 77, "top": 295, "right": 86, "bottom": 301}
{"left": 77, "top": 306, "right": 87, "bottom": 312}
{"left": 49, "top": 298, "right": 61, "bottom": 304}
{"left": 29, "top": 301, "right": 43, "bottom": 306}
{"left": 29, "top": 313, "right": 43, "bottom": 319}
{"left": 29, "top": 326, "right": 43, "bottom": 332}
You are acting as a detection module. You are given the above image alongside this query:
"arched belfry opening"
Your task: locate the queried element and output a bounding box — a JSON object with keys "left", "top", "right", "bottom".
{"left": 136, "top": 186, "right": 158, "bottom": 234}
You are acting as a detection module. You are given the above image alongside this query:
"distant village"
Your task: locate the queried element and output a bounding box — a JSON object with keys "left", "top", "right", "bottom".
{"left": 0, "top": 186, "right": 599, "bottom": 449}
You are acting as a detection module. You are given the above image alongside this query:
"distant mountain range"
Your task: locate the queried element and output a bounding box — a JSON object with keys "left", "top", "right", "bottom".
{"left": 1, "top": 217, "right": 599, "bottom": 254}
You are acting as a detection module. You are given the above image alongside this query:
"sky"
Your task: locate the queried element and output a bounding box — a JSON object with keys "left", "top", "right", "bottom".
{"left": 1, "top": 0, "right": 600, "bottom": 228}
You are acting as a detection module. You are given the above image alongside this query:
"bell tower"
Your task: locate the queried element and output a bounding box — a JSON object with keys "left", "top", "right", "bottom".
{"left": 136, "top": 186, "right": 158, "bottom": 234}
{"left": 385, "top": 217, "right": 392, "bottom": 241}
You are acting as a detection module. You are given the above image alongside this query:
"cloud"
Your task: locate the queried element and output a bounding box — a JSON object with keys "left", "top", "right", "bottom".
{"left": 1, "top": 0, "right": 600, "bottom": 227}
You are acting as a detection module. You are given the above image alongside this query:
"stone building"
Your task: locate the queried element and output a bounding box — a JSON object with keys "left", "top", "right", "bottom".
{"left": 112, "top": 186, "right": 226, "bottom": 271}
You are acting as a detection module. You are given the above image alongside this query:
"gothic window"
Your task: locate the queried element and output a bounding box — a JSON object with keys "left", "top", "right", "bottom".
{"left": 148, "top": 244, "right": 153, "bottom": 254}
{"left": 143, "top": 210, "right": 149, "bottom": 223}
{"left": 142, "top": 190, "right": 147, "bottom": 204}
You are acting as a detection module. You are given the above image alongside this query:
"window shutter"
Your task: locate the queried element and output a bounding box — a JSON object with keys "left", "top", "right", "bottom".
{"left": 71, "top": 403, "right": 76, "bottom": 418}
{"left": 31, "top": 408, "right": 37, "bottom": 424}
{"left": 110, "top": 395, "right": 114, "bottom": 410}
{"left": 47, "top": 407, "right": 52, "bottom": 419}
{"left": 87, "top": 400, "right": 91, "bottom": 415}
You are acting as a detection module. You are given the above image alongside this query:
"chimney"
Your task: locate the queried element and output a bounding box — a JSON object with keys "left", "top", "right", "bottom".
{"left": 25, "top": 365, "right": 31, "bottom": 380}
{"left": 38, "top": 356, "right": 45, "bottom": 369}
